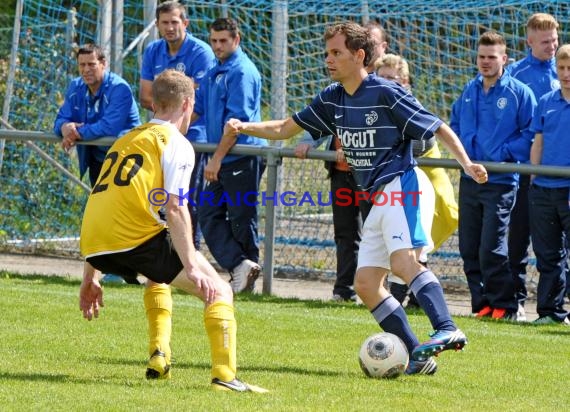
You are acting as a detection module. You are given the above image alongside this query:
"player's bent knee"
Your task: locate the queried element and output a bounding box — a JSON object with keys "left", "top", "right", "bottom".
{"left": 216, "top": 279, "right": 233, "bottom": 301}
{"left": 354, "top": 268, "right": 385, "bottom": 295}
{"left": 390, "top": 256, "right": 421, "bottom": 284}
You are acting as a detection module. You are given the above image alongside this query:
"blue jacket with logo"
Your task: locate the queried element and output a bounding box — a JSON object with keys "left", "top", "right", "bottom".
{"left": 450, "top": 72, "right": 536, "bottom": 185}
{"left": 141, "top": 32, "right": 214, "bottom": 143}
{"left": 53, "top": 71, "right": 140, "bottom": 178}
{"left": 194, "top": 46, "right": 267, "bottom": 164}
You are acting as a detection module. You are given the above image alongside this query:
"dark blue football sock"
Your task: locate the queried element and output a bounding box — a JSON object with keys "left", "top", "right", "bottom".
{"left": 409, "top": 270, "right": 455, "bottom": 331}
{"left": 371, "top": 295, "right": 419, "bottom": 354}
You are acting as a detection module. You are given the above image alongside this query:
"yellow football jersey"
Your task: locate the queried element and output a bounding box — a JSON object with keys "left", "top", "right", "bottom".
{"left": 80, "top": 119, "right": 194, "bottom": 257}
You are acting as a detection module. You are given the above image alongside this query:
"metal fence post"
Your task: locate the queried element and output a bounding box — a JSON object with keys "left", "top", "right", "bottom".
{"left": 262, "top": 149, "right": 281, "bottom": 294}
{"left": 0, "top": 0, "right": 24, "bottom": 174}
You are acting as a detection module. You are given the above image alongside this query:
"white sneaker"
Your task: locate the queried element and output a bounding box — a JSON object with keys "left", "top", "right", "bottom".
{"left": 229, "top": 259, "right": 260, "bottom": 293}
{"left": 517, "top": 304, "right": 527, "bottom": 322}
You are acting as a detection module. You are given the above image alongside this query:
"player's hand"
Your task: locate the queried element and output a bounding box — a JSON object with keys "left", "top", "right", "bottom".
{"left": 294, "top": 143, "right": 311, "bottom": 159}
{"left": 79, "top": 278, "right": 104, "bottom": 321}
{"left": 186, "top": 268, "right": 217, "bottom": 305}
{"left": 335, "top": 149, "right": 346, "bottom": 163}
{"left": 465, "top": 163, "right": 488, "bottom": 184}
{"left": 204, "top": 158, "right": 222, "bottom": 182}
{"left": 224, "top": 118, "right": 242, "bottom": 137}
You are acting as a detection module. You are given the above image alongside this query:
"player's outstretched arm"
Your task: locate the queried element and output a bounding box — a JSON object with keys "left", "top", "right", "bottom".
{"left": 228, "top": 117, "right": 303, "bottom": 141}
{"left": 79, "top": 261, "right": 104, "bottom": 321}
{"left": 435, "top": 122, "right": 488, "bottom": 184}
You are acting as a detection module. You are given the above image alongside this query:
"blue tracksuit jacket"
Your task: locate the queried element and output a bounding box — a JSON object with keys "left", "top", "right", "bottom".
{"left": 450, "top": 72, "right": 536, "bottom": 185}
{"left": 53, "top": 71, "right": 140, "bottom": 178}
{"left": 507, "top": 51, "right": 559, "bottom": 100}
{"left": 194, "top": 46, "right": 267, "bottom": 164}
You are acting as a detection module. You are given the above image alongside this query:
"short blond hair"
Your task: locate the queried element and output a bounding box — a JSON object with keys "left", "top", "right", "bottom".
{"left": 152, "top": 69, "right": 194, "bottom": 113}
{"left": 556, "top": 44, "right": 570, "bottom": 61}
{"left": 399, "top": 58, "right": 410, "bottom": 83}
{"left": 374, "top": 53, "right": 410, "bottom": 82}
{"left": 527, "top": 13, "right": 559, "bottom": 32}
{"left": 374, "top": 53, "right": 401, "bottom": 71}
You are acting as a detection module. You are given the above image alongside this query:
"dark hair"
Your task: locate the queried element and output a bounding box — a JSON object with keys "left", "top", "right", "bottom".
{"left": 156, "top": 1, "right": 187, "bottom": 21}
{"left": 364, "top": 20, "right": 388, "bottom": 45}
{"left": 478, "top": 31, "right": 506, "bottom": 47}
{"left": 324, "top": 21, "right": 374, "bottom": 68}
{"left": 210, "top": 17, "right": 240, "bottom": 38}
{"left": 76, "top": 44, "right": 105, "bottom": 61}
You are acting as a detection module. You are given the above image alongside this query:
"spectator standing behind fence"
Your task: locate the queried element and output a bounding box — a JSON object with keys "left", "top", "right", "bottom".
{"left": 140, "top": 0, "right": 215, "bottom": 251}
{"left": 364, "top": 21, "right": 388, "bottom": 73}
{"left": 375, "top": 54, "right": 459, "bottom": 310}
{"left": 528, "top": 44, "right": 570, "bottom": 325}
{"left": 78, "top": 69, "right": 268, "bottom": 392}
{"left": 294, "top": 132, "right": 371, "bottom": 303}
{"left": 506, "top": 13, "right": 560, "bottom": 319}
{"left": 292, "top": 23, "right": 388, "bottom": 303}
{"left": 450, "top": 31, "right": 536, "bottom": 321}
{"left": 225, "top": 21, "right": 489, "bottom": 374}
{"left": 192, "top": 18, "right": 267, "bottom": 294}
{"left": 54, "top": 44, "right": 140, "bottom": 186}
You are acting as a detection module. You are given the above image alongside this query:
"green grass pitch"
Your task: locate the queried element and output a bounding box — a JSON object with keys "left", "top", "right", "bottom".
{"left": 0, "top": 271, "right": 568, "bottom": 411}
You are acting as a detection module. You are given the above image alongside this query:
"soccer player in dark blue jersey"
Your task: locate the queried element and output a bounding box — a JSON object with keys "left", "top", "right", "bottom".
{"left": 224, "top": 21, "right": 488, "bottom": 374}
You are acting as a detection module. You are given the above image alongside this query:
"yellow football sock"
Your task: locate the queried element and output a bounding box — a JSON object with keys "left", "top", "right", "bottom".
{"left": 144, "top": 283, "right": 172, "bottom": 360}
{"left": 204, "top": 301, "right": 237, "bottom": 382}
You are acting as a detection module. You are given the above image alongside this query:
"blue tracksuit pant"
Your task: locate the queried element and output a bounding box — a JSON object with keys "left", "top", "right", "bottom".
{"left": 528, "top": 184, "right": 570, "bottom": 322}
{"left": 198, "top": 156, "right": 265, "bottom": 271}
{"left": 458, "top": 177, "right": 517, "bottom": 313}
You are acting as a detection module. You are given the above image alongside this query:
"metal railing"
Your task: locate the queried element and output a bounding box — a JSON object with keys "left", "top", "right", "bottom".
{"left": 3, "top": 129, "right": 570, "bottom": 294}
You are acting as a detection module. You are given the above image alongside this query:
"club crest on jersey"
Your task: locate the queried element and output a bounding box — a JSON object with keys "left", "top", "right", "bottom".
{"left": 496, "top": 97, "right": 507, "bottom": 110}
{"left": 551, "top": 79, "right": 560, "bottom": 90}
{"left": 365, "top": 111, "right": 379, "bottom": 126}
{"left": 215, "top": 73, "right": 224, "bottom": 84}
{"left": 175, "top": 62, "right": 186, "bottom": 72}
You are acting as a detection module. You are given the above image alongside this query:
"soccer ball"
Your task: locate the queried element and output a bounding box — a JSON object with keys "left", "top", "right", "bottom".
{"left": 358, "top": 332, "right": 409, "bottom": 379}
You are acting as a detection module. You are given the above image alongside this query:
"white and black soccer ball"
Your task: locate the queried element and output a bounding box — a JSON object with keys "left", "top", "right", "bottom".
{"left": 358, "top": 332, "right": 409, "bottom": 379}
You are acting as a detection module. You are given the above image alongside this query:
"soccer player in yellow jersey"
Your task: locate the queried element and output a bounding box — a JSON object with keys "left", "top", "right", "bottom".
{"left": 78, "top": 69, "right": 267, "bottom": 393}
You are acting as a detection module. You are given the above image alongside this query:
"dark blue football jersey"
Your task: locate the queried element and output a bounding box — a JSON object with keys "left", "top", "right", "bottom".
{"left": 293, "top": 74, "right": 442, "bottom": 193}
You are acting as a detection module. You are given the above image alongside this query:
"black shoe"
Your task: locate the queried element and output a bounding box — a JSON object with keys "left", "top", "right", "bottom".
{"left": 332, "top": 294, "right": 357, "bottom": 303}
{"left": 533, "top": 315, "right": 570, "bottom": 325}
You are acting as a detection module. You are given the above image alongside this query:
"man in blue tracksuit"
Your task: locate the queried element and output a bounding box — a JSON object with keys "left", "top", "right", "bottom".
{"left": 506, "top": 13, "right": 560, "bottom": 316}
{"left": 54, "top": 44, "right": 140, "bottom": 186}
{"left": 451, "top": 32, "right": 536, "bottom": 320}
{"left": 192, "top": 17, "right": 267, "bottom": 294}
{"left": 140, "top": 0, "right": 215, "bottom": 250}
{"left": 528, "top": 44, "right": 570, "bottom": 325}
